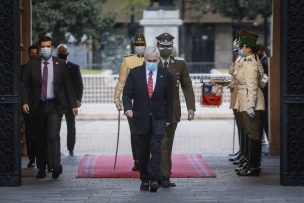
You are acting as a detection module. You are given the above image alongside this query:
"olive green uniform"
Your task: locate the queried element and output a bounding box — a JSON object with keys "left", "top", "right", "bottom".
{"left": 159, "top": 56, "right": 196, "bottom": 179}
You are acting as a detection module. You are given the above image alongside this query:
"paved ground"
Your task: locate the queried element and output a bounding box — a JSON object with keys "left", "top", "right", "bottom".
{"left": 1, "top": 105, "right": 304, "bottom": 203}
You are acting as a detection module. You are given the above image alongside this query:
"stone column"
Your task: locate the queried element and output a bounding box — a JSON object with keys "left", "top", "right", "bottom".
{"left": 20, "top": 0, "right": 32, "bottom": 65}
{"left": 269, "top": 0, "right": 280, "bottom": 155}
{"left": 214, "top": 24, "right": 233, "bottom": 69}
{"left": 140, "top": 9, "right": 182, "bottom": 55}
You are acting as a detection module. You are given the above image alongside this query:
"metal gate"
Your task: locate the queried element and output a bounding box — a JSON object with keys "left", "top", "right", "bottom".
{"left": 0, "top": 0, "right": 21, "bottom": 186}
{"left": 280, "top": 0, "right": 304, "bottom": 186}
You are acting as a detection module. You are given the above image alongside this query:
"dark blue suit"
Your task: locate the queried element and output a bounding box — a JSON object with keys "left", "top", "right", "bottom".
{"left": 123, "top": 64, "right": 173, "bottom": 182}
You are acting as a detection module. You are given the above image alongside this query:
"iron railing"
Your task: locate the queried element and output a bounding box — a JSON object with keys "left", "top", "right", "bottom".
{"left": 81, "top": 74, "right": 231, "bottom": 104}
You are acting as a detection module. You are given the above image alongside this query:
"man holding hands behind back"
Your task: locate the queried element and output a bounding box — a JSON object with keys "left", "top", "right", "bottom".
{"left": 123, "top": 46, "right": 173, "bottom": 192}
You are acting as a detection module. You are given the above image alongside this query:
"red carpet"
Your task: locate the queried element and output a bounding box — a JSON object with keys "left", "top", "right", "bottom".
{"left": 77, "top": 154, "right": 216, "bottom": 178}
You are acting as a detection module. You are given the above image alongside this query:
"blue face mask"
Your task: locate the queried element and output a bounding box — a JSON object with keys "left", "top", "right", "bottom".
{"left": 41, "top": 47, "right": 52, "bottom": 59}
{"left": 146, "top": 61, "right": 157, "bottom": 72}
{"left": 239, "top": 49, "right": 245, "bottom": 58}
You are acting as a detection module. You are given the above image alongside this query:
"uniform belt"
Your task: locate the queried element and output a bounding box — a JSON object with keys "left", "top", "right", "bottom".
{"left": 238, "top": 84, "right": 246, "bottom": 90}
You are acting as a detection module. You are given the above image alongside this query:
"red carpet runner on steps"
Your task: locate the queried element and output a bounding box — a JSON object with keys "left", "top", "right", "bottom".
{"left": 77, "top": 154, "right": 216, "bottom": 178}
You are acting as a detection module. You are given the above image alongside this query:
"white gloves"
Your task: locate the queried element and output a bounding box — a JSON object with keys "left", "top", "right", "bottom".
{"left": 247, "top": 107, "right": 255, "bottom": 118}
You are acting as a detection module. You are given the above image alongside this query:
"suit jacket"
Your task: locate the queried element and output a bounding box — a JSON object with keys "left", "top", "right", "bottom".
{"left": 22, "top": 57, "right": 76, "bottom": 115}
{"left": 114, "top": 54, "right": 144, "bottom": 103}
{"left": 159, "top": 56, "right": 195, "bottom": 123}
{"left": 66, "top": 61, "right": 83, "bottom": 102}
{"left": 234, "top": 55, "right": 265, "bottom": 112}
{"left": 122, "top": 64, "right": 173, "bottom": 135}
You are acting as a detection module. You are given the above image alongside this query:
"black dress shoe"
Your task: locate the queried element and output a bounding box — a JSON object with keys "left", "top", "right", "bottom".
{"left": 27, "top": 160, "right": 35, "bottom": 168}
{"left": 233, "top": 156, "right": 247, "bottom": 165}
{"left": 132, "top": 160, "right": 139, "bottom": 171}
{"left": 229, "top": 150, "right": 240, "bottom": 157}
{"left": 237, "top": 168, "right": 260, "bottom": 176}
{"left": 161, "top": 180, "right": 176, "bottom": 188}
{"left": 36, "top": 170, "right": 46, "bottom": 179}
{"left": 140, "top": 181, "right": 149, "bottom": 191}
{"left": 52, "top": 165, "right": 62, "bottom": 179}
{"left": 150, "top": 181, "right": 159, "bottom": 192}
{"left": 69, "top": 150, "right": 74, "bottom": 156}
{"left": 229, "top": 153, "right": 242, "bottom": 162}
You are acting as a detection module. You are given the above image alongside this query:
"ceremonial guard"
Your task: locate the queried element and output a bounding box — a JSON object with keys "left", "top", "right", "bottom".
{"left": 114, "top": 33, "right": 146, "bottom": 171}
{"left": 228, "top": 42, "right": 247, "bottom": 164}
{"left": 156, "top": 33, "right": 196, "bottom": 187}
{"left": 234, "top": 30, "right": 265, "bottom": 176}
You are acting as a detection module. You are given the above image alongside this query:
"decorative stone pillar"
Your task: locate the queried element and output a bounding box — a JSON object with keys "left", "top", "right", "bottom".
{"left": 140, "top": 9, "right": 182, "bottom": 55}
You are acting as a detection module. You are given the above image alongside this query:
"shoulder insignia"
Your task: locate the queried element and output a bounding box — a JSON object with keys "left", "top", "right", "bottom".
{"left": 246, "top": 58, "right": 252, "bottom": 62}
{"left": 174, "top": 57, "right": 185, "bottom": 61}
{"left": 123, "top": 54, "right": 135, "bottom": 58}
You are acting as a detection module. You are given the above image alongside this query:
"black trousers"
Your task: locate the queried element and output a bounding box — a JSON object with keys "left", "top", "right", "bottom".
{"left": 127, "top": 117, "right": 139, "bottom": 161}
{"left": 23, "top": 112, "right": 36, "bottom": 162}
{"left": 65, "top": 109, "right": 76, "bottom": 152}
{"left": 137, "top": 118, "right": 162, "bottom": 182}
{"left": 34, "top": 100, "right": 62, "bottom": 171}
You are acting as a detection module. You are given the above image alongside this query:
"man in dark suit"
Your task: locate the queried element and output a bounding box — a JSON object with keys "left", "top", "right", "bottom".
{"left": 21, "top": 45, "right": 40, "bottom": 168}
{"left": 57, "top": 44, "right": 83, "bottom": 156}
{"left": 22, "top": 35, "right": 77, "bottom": 179}
{"left": 123, "top": 46, "right": 173, "bottom": 192}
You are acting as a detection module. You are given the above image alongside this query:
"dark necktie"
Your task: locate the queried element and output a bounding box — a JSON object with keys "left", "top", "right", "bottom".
{"left": 147, "top": 71, "right": 153, "bottom": 98}
{"left": 164, "top": 61, "right": 168, "bottom": 69}
{"left": 41, "top": 61, "right": 48, "bottom": 101}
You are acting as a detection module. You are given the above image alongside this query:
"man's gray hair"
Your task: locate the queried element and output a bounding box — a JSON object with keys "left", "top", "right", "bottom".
{"left": 144, "top": 46, "right": 160, "bottom": 58}
{"left": 57, "top": 44, "right": 69, "bottom": 53}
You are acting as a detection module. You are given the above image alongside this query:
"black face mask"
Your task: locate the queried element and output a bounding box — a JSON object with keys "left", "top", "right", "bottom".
{"left": 159, "top": 47, "right": 172, "bottom": 59}
{"left": 58, "top": 53, "right": 68, "bottom": 60}
{"left": 29, "top": 55, "right": 39, "bottom": 60}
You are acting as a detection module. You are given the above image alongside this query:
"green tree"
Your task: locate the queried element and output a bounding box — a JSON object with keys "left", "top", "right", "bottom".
{"left": 32, "top": 0, "right": 115, "bottom": 44}
{"left": 192, "top": 0, "right": 272, "bottom": 46}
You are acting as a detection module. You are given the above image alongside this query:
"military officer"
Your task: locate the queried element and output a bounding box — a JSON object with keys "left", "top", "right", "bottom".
{"left": 114, "top": 33, "right": 146, "bottom": 171}
{"left": 156, "top": 32, "right": 196, "bottom": 187}
{"left": 234, "top": 30, "right": 265, "bottom": 176}
{"left": 228, "top": 42, "right": 247, "bottom": 164}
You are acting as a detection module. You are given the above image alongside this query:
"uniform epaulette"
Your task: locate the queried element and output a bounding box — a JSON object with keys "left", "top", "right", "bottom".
{"left": 123, "top": 54, "right": 135, "bottom": 58}
{"left": 174, "top": 57, "right": 185, "bottom": 61}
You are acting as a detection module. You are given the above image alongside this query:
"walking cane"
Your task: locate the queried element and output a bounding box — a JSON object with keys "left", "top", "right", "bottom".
{"left": 114, "top": 109, "right": 121, "bottom": 170}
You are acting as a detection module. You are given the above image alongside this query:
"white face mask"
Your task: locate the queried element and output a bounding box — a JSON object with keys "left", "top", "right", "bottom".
{"left": 134, "top": 46, "right": 145, "bottom": 55}
{"left": 41, "top": 47, "right": 52, "bottom": 59}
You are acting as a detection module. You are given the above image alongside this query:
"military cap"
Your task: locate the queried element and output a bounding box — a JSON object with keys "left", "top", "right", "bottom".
{"left": 156, "top": 32, "right": 174, "bottom": 46}
{"left": 134, "top": 33, "right": 146, "bottom": 45}
{"left": 237, "top": 30, "right": 258, "bottom": 48}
